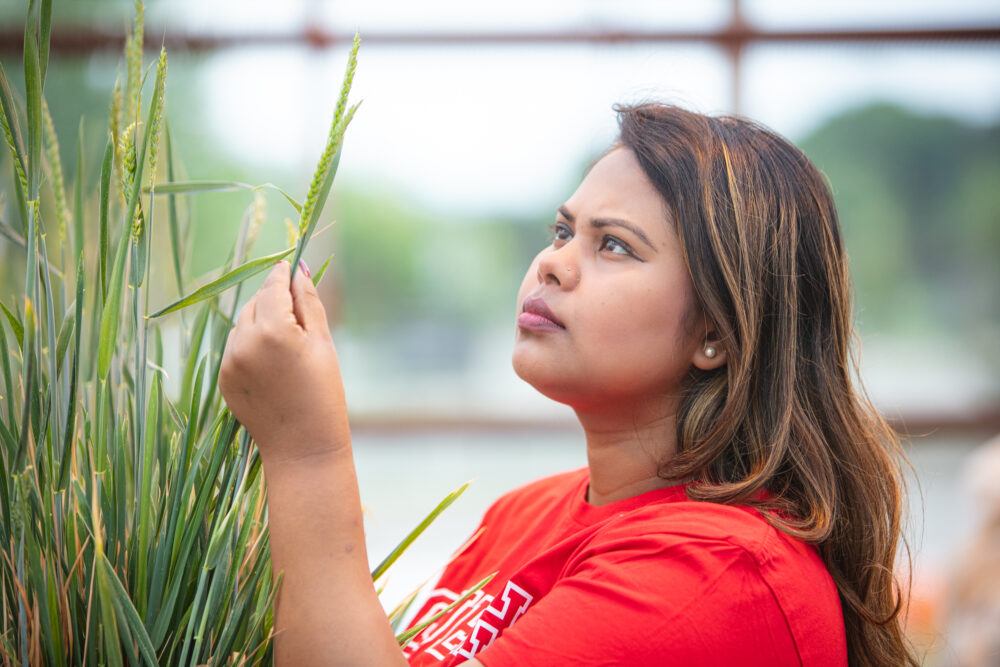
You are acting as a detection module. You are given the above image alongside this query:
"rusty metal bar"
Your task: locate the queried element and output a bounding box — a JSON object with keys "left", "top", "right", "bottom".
{"left": 1, "top": 25, "right": 998, "bottom": 55}
{"left": 344, "top": 409, "right": 1000, "bottom": 438}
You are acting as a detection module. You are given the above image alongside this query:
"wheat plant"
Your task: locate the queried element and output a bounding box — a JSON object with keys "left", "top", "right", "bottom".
{"left": 0, "top": 2, "right": 477, "bottom": 664}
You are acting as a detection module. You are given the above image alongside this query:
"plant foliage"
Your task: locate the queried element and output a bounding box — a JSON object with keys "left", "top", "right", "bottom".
{"left": 0, "top": 3, "right": 471, "bottom": 664}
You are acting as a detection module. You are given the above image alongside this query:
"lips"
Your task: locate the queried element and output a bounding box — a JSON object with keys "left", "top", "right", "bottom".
{"left": 518, "top": 296, "right": 565, "bottom": 332}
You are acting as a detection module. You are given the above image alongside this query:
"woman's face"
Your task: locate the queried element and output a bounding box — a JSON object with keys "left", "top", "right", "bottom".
{"left": 512, "top": 147, "right": 710, "bottom": 413}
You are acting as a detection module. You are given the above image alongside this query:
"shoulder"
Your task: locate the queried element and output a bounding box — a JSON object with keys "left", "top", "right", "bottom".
{"left": 571, "top": 494, "right": 839, "bottom": 613}
{"left": 570, "top": 496, "right": 845, "bottom": 660}
{"left": 591, "top": 491, "right": 805, "bottom": 561}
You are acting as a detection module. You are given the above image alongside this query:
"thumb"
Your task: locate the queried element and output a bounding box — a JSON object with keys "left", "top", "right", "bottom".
{"left": 291, "top": 259, "right": 329, "bottom": 333}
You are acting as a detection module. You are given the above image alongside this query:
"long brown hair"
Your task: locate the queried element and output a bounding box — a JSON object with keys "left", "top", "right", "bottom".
{"left": 617, "top": 103, "right": 917, "bottom": 667}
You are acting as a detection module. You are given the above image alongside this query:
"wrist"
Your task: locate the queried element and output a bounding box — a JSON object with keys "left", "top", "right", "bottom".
{"left": 259, "top": 438, "right": 353, "bottom": 483}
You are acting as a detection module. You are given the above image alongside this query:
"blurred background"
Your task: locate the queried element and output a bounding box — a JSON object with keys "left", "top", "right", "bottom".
{"left": 1, "top": 0, "right": 999, "bottom": 662}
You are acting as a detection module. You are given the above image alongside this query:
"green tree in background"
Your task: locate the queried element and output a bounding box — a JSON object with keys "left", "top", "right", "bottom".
{"left": 800, "top": 104, "right": 1000, "bottom": 360}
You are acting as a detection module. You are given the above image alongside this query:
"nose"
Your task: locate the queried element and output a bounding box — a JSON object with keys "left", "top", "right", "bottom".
{"left": 536, "top": 243, "right": 581, "bottom": 290}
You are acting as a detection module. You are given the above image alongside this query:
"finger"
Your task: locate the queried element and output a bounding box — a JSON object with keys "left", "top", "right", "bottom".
{"left": 255, "top": 261, "right": 295, "bottom": 326}
{"left": 222, "top": 326, "right": 240, "bottom": 365}
{"left": 291, "top": 261, "right": 329, "bottom": 334}
{"left": 237, "top": 294, "right": 257, "bottom": 327}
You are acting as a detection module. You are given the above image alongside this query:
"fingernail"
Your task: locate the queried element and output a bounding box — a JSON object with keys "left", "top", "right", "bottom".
{"left": 298, "top": 259, "right": 311, "bottom": 278}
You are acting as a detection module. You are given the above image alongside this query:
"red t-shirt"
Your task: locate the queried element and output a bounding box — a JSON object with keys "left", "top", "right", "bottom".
{"left": 402, "top": 468, "right": 846, "bottom": 666}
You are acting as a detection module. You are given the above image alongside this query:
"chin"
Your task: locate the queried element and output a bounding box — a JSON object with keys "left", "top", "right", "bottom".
{"left": 511, "top": 351, "right": 585, "bottom": 409}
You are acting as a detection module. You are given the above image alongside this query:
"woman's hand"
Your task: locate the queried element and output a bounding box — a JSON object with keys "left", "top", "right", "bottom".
{"left": 219, "top": 260, "right": 349, "bottom": 465}
{"left": 221, "top": 261, "right": 409, "bottom": 665}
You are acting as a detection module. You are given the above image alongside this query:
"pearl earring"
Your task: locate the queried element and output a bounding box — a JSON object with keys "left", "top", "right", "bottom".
{"left": 704, "top": 345, "right": 717, "bottom": 359}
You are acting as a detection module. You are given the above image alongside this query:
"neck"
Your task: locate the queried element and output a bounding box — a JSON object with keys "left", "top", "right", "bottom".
{"left": 575, "top": 397, "right": 682, "bottom": 506}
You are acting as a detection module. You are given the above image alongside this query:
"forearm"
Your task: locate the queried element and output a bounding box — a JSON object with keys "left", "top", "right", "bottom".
{"left": 264, "top": 444, "right": 407, "bottom": 666}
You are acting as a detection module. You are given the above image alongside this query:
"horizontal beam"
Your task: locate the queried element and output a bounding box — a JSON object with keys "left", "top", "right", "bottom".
{"left": 345, "top": 408, "right": 1000, "bottom": 439}
{"left": 1, "top": 25, "right": 999, "bottom": 55}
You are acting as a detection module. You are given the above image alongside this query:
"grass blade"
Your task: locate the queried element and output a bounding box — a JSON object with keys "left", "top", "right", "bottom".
{"left": 311, "top": 253, "right": 334, "bottom": 287}
{"left": 151, "top": 180, "right": 256, "bottom": 194}
{"left": 98, "top": 136, "right": 112, "bottom": 297}
{"left": 148, "top": 246, "right": 293, "bottom": 318}
{"left": 38, "top": 0, "right": 52, "bottom": 85}
{"left": 94, "top": 553, "right": 127, "bottom": 667}
{"left": 0, "top": 62, "right": 27, "bottom": 183}
{"left": 97, "top": 230, "right": 129, "bottom": 380}
{"left": 57, "top": 254, "right": 84, "bottom": 490}
{"left": 0, "top": 315, "right": 15, "bottom": 430}
{"left": 54, "top": 302, "right": 74, "bottom": 371}
{"left": 152, "top": 179, "right": 303, "bottom": 213}
{"left": 0, "top": 65, "right": 30, "bottom": 230}
{"left": 24, "top": 15, "right": 43, "bottom": 197}
{"left": 0, "top": 301, "right": 24, "bottom": 348}
{"left": 371, "top": 481, "right": 470, "bottom": 582}
{"left": 164, "top": 122, "right": 184, "bottom": 295}
{"left": 387, "top": 585, "right": 424, "bottom": 632}
{"left": 96, "top": 554, "right": 160, "bottom": 666}
{"left": 14, "top": 299, "right": 36, "bottom": 470}
{"left": 74, "top": 117, "right": 85, "bottom": 261}
{"left": 394, "top": 572, "right": 496, "bottom": 646}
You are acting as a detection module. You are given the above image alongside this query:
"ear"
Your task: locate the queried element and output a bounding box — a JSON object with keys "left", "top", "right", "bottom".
{"left": 691, "top": 329, "right": 727, "bottom": 371}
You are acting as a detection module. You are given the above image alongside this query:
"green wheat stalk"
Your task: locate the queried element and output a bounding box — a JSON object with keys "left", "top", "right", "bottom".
{"left": 41, "top": 96, "right": 70, "bottom": 245}
{"left": 0, "top": 4, "right": 466, "bottom": 663}
{"left": 289, "top": 32, "right": 361, "bottom": 283}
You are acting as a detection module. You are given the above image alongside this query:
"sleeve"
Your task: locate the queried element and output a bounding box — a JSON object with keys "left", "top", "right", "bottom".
{"left": 475, "top": 531, "right": 801, "bottom": 667}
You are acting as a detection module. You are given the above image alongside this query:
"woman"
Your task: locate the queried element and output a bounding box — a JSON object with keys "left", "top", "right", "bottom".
{"left": 219, "top": 103, "right": 917, "bottom": 666}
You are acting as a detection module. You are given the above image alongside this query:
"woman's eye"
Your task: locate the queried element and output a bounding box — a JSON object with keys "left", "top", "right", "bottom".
{"left": 600, "top": 235, "right": 635, "bottom": 256}
{"left": 550, "top": 222, "right": 573, "bottom": 243}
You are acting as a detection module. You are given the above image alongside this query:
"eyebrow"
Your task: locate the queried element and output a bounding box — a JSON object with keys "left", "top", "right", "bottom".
{"left": 557, "top": 205, "right": 657, "bottom": 252}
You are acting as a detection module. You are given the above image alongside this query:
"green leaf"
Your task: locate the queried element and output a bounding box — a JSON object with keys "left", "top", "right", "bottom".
{"left": 394, "top": 572, "right": 496, "bottom": 646}
{"left": 10, "top": 160, "right": 29, "bottom": 237}
{"left": 387, "top": 584, "right": 424, "bottom": 632}
{"left": 179, "top": 305, "right": 210, "bottom": 412}
{"left": 98, "top": 137, "right": 112, "bottom": 298}
{"left": 38, "top": 0, "right": 52, "bottom": 86}
{"left": 0, "top": 65, "right": 29, "bottom": 227}
{"left": 164, "top": 122, "right": 184, "bottom": 295}
{"left": 23, "top": 17, "right": 43, "bottom": 197}
{"left": 14, "top": 298, "right": 37, "bottom": 470}
{"left": 371, "top": 481, "right": 470, "bottom": 582}
{"left": 311, "top": 253, "right": 334, "bottom": 287}
{"left": 204, "top": 503, "right": 238, "bottom": 568}
{"left": 57, "top": 254, "right": 84, "bottom": 490}
{"left": 0, "top": 301, "right": 23, "bottom": 348}
{"left": 148, "top": 246, "right": 293, "bottom": 318}
{"left": 97, "top": 553, "right": 160, "bottom": 666}
{"left": 151, "top": 179, "right": 303, "bottom": 213}
{"left": 0, "top": 314, "right": 15, "bottom": 431}
{"left": 0, "top": 63, "right": 27, "bottom": 180}
{"left": 97, "top": 231, "right": 129, "bottom": 379}
{"left": 73, "top": 117, "right": 85, "bottom": 260}
{"left": 54, "top": 304, "right": 75, "bottom": 372}
{"left": 151, "top": 179, "right": 255, "bottom": 194}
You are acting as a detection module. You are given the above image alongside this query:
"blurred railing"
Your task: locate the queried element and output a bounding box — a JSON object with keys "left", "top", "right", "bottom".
{"left": 2, "top": 5, "right": 999, "bottom": 112}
